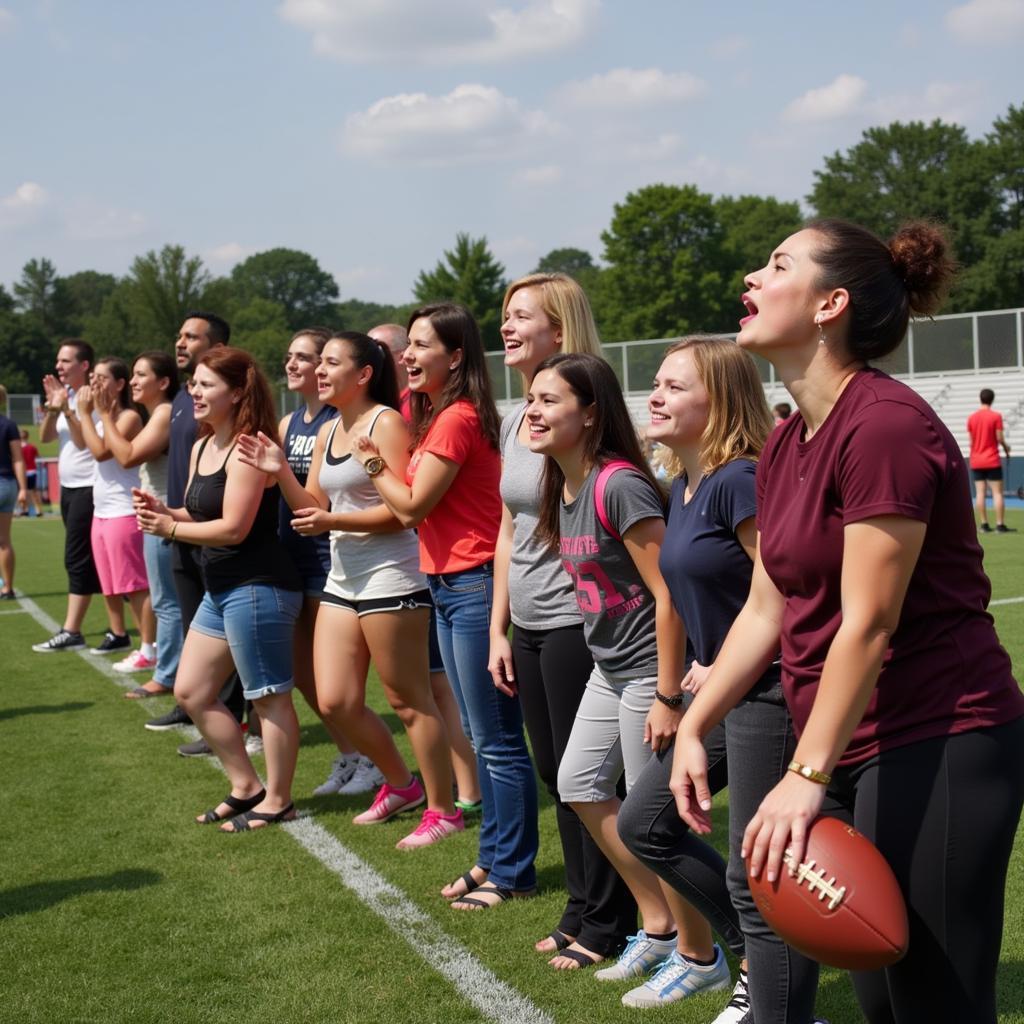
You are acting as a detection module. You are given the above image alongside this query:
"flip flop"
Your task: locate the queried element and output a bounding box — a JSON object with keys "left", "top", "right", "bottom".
{"left": 444, "top": 869, "right": 484, "bottom": 900}
{"left": 550, "top": 946, "right": 602, "bottom": 970}
{"left": 221, "top": 802, "right": 296, "bottom": 833}
{"left": 451, "top": 883, "right": 537, "bottom": 911}
{"left": 536, "top": 929, "right": 573, "bottom": 953}
{"left": 197, "top": 789, "right": 267, "bottom": 824}
{"left": 124, "top": 684, "right": 172, "bottom": 700}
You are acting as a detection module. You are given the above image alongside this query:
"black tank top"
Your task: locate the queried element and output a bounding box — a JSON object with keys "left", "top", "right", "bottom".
{"left": 184, "top": 437, "right": 301, "bottom": 594}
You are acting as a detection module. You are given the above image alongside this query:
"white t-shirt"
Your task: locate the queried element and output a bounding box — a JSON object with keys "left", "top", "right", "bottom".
{"left": 56, "top": 389, "right": 97, "bottom": 489}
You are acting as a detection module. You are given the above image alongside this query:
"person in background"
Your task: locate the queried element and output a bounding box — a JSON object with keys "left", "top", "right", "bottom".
{"left": 136, "top": 347, "right": 303, "bottom": 832}
{"left": 17, "top": 429, "right": 43, "bottom": 517}
{"left": 489, "top": 274, "right": 635, "bottom": 968}
{"left": 771, "top": 402, "right": 791, "bottom": 425}
{"left": 76, "top": 358, "right": 157, "bottom": 669}
{"left": 95, "top": 350, "right": 182, "bottom": 695}
{"left": 355, "top": 303, "right": 538, "bottom": 906}
{"left": 276, "top": 326, "right": 382, "bottom": 797}
{"left": 33, "top": 340, "right": 106, "bottom": 653}
{"left": 0, "top": 385, "right": 27, "bottom": 598}
{"left": 672, "top": 220, "right": 1024, "bottom": 1024}
{"left": 968, "top": 388, "right": 1014, "bottom": 533}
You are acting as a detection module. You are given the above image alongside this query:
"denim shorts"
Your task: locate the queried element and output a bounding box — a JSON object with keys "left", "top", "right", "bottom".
{"left": 190, "top": 583, "right": 302, "bottom": 700}
{"left": 0, "top": 477, "right": 17, "bottom": 514}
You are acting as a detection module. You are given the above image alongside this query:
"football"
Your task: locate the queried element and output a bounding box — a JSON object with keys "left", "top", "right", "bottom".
{"left": 747, "top": 815, "right": 908, "bottom": 970}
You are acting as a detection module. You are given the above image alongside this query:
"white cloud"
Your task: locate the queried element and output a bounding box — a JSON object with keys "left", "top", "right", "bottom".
{"left": 0, "top": 8, "right": 14, "bottom": 34}
{"left": 946, "top": 0, "right": 1024, "bottom": 44}
{"left": 560, "top": 67, "right": 707, "bottom": 110}
{"left": 342, "top": 83, "right": 554, "bottom": 163}
{"left": 65, "top": 201, "right": 146, "bottom": 242}
{"left": 2, "top": 181, "right": 48, "bottom": 210}
{"left": 516, "top": 164, "right": 563, "bottom": 186}
{"left": 782, "top": 73, "right": 868, "bottom": 122}
{"left": 868, "top": 79, "right": 983, "bottom": 126}
{"left": 279, "top": 0, "right": 597, "bottom": 63}
{"left": 205, "top": 242, "right": 250, "bottom": 267}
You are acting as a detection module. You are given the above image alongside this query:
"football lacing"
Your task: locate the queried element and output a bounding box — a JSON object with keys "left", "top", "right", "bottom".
{"left": 782, "top": 851, "right": 847, "bottom": 910}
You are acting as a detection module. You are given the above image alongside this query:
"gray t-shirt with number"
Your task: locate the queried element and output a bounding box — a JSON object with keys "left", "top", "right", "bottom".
{"left": 500, "top": 406, "right": 581, "bottom": 630}
{"left": 559, "top": 464, "right": 664, "bottom": 677}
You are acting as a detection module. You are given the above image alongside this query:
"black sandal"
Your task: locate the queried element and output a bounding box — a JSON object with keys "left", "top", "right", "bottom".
{"left": 540, "top": 929, "right": 573, "bottom": 953}
{"left": 552, "top": 947, "right": 601, "bottom": 969}
{"left": 445, "top": 870, "right": 484, "bottom": 900}
{"left": 197, "top": 789, "right": 266, "bottom": 824}
{"left": 451, "top": 883, "right": 536, "bottom": 910}
{"left": 221, "top": 802, "right": 295, "bottom": 833}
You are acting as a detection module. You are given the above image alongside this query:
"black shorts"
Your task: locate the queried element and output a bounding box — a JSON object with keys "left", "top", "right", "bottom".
{"left": 319, "top": 587, "right": 432, "bottom": 617}
{"left": 972, "top": 466, "right": 1003, "bottom": 483}
{"left": 25, "top": 472, "right": 37, "bottom": 489}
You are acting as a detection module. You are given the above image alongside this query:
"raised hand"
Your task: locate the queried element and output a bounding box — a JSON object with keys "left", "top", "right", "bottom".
{"left": 76, "top": 385, "right": 94, "bottom": 414}
{"left": 352, "top": 435, "right": 379, "bottom": 465}
{"left": 42, "top": 375, "right": 68, "bottom": 410}
{"left": 93, "top": 385, "right": 114, "bottom": 415}
{"left": 237, "top": 431, "right": 285, "bottom": 476}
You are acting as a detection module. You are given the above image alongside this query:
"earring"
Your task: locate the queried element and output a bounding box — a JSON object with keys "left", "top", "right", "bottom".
{"left": 816, "top": 316, "right": 826, "bottom": 345}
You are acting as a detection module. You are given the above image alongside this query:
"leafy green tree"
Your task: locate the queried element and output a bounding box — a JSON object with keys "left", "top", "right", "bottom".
{"left": 716, "top": 195, "right": 803, "bottom": 311}
{"left": 597, "top": 184, "right": 728, "bottom": 341}
{"left": 230, "top": 297, "right": 290, "bottom": 380}
{"left": 231, "top": 248, "right": 339, "bottom": 331}
{"left": 414, "top": 233, "right": 507, "bottom": 349}
{"left": 533, "top": 247, "right": 596, "bottom": 278}
{"left": 13, "top": 258, "right": 70, "bottom": 335}
{"left": 336, "top": 298, "right": 417, "bottom": 334}
{"left": 131, "top": 245, "right": 212, "bottom": 343}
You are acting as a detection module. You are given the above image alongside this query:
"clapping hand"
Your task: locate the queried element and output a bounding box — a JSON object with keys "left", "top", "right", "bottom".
{"left": 237, "top": 432, "right": 286, "bottom": 476}
{"left": 352, "top": 435, "right": 379, "bottom": 466}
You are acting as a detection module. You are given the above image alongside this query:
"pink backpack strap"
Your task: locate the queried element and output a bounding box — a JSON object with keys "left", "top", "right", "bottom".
{"left": 594, "top": 460, "right": 636, "bottom": 541}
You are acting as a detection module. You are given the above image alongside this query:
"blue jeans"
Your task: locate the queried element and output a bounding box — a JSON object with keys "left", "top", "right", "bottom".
{"left": 428, "top": 565, "right": 538, "bottom": 891}
{"left": 143, "top": 533, "right": 182, "bottom": 688}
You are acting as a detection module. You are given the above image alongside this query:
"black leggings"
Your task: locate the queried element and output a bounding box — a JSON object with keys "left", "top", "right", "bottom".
{"left": 60, "top": 485, "right": 100, "bottom": 596}
{"left": 825, "top": 716, "right": 1024, "bottom": 1024}
{"left": 514, "top": 623, "right": 636, "bottom": 956}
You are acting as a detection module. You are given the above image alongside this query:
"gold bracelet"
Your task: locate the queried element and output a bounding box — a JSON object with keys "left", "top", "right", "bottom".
{"left": 169, "top": 522, "right": 177, "bottom": 542}
{"left": 787, "top": 759, "right": 832, "bottom": 786}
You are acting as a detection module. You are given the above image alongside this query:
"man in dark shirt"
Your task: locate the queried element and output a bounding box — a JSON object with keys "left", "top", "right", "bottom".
{"left": 143, "top": 312, "right": 246, "bottom": 744}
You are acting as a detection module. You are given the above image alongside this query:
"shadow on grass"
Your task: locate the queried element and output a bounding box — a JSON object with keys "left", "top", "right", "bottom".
{"left": 0, "top": 868, "right": 161, "bottom": 919}
{"left": 0, "top": 701, "right": 94, "bottom": 722}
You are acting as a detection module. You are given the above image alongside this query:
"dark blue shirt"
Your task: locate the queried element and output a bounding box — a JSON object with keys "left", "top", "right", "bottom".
{"left": 659, "top": 460, "right": 779, "bottom": 694}
{"left": 279, "top": 403, "right": 337, "bottom": 584}
{"left": 167, "top": 388, "right": 196, "bottom": 508}
{"left": 0, "top": 416, "right": 18, "bottom": 479}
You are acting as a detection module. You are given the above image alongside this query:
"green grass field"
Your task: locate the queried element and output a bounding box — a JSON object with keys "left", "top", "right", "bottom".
{"left": 1, "top": 513, "right": 1022, "bottom": 1024}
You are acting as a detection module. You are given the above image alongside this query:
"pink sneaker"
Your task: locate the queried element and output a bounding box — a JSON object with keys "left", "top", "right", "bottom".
{"left": 113, "top": 650, "right": 158, "bottom": 674}
{"left": 396, "top": 808, "right": 465, "bottom": 850}
{"left": 352, "top": 777, "right": 425, "bottom": 825}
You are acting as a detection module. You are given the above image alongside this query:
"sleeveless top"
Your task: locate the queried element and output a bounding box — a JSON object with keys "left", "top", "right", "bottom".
{"left": 93, "top": 418, "right": 140, "bottom": 518}
{"left": 318, "top": 407, "right": 424, "bottom": 601}
{"left": 279, "top": 403, "right": 337, "bottom": 583}
{"left": 140, "top": 452, "right": 169, "bottom": 504}
{"left": 184, "top": 437, "right": 301, "bottom": 595}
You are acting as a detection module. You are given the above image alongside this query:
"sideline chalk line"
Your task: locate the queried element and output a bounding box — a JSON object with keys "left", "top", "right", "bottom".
{"left": 12, "top": 590, "right": 554, "bottom": 1024}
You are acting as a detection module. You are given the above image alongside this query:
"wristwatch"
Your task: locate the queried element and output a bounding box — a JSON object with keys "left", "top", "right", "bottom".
{"left": 364, "top": 455, "right": 386, "bottom": 477}
{"left": 655, "top": 691, "right": 685, "bottom": 708}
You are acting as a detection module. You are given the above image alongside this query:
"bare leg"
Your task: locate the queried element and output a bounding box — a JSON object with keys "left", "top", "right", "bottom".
{"left": 975, "top": 480, "right": 988, "bottom": 526}
{"left": 64, "top": 593, "right": 91, "bottom": 633}
{"left": 315, "top": 605, "right": 411, "bottom": 787}
{"left": 176, "top": 629, "right": 263, "bottom": 819}
{"left": 660, "top": 882, "right": 715, "bottom": 961}
{"left": 250, "top": 691, "right": 299, "bottom": 814}
{"left": 363, "top": 608, "right": 455, "bottom": 814}
{"left": 430, "top": 669, "right": 480, "bottom": 803}
{"left": 102, "top": 593, "right": 127, "bottom": 636}
{"left": 0, "top": 513, "right": 13, "bottom": 593}
{"left": 127, "top": 589, "right": 156, "bottom": 646}
{"left": 992, "top": 478, "right": 1006, "bottom": 526}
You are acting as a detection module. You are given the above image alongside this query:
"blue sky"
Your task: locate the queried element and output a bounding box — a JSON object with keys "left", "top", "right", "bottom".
{"left": 1, "top": 0, "right": 1021, "bottom": 303}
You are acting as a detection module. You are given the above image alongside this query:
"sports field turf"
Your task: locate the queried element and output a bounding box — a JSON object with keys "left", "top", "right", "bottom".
{"left": 1, "top": 513, "right": 1022, "bottom": 1024}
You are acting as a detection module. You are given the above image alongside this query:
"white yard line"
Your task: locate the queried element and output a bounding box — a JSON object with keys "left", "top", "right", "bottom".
{"left": 14, "top": 589, "right": 554, "bottom": 1024}
{"left": 0, "top": 607, "right": 30, "bottom": 616}
{"left": 991, "top": 596, "right": 1024, "bottom": 606}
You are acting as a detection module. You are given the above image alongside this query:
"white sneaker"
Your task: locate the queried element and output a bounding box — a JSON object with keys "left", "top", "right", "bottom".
{"left": 112, "top": 650, "right": 158, "bottom": 674}
{"left": 710, "top": 969, "right": 749, "bottom": 1024}
{"left": 245, "top": 734, "right": 264, "bottom": 756}
{"left": 312, "top": 753, "right": 358, "bottom": 796}
{"left": 594, "top": 930, "right": 676, "bottom": 981}
{"left": 622, "top": 946, "right": 731, "bottom": 1007}
{"left": 338, "top": 756, "right": 385, "bottom": 795}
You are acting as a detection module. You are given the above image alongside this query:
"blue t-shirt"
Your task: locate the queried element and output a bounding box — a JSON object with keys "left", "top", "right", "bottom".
{"left": 0, "top": 416, "right": 18, "bottom": 479}
{"left": 167, "top": 388, "right": 196, "bottom": 508}
{"left": 279, "top": 404, "right": 337, "bottom": 583}
{"left": 659, "top": 460, "right": 780, "bottom": 694}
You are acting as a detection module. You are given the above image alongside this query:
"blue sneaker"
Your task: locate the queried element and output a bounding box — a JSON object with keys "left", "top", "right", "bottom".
{"left": 621, "top": 946, "right": 732, "bottom": 1007}
{"left": 593, "top": 930, "right": 676, "bottom": 982}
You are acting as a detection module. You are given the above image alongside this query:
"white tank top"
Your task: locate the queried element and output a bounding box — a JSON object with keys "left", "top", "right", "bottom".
{"left": 318, "top": 407, "right": 424, "bottom": 600}
{"left": 140, "top": 452, "right": 169, "bottom": 504}
{"left": 93, "top": 418, "right": 141, "bottom": 518}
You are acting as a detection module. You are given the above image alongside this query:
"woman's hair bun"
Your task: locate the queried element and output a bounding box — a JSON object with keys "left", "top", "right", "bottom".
{"left": 888, "top": 221, "right": 956, "bottom": 317}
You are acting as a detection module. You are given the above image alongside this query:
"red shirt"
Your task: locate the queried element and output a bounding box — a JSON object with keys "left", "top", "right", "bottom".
{"left": 407, "top": 400, "right": 501, "bottom": 574}
{"left": 967, "top": 406, "right": 1003, "bottom": 469}
{"left": 22, "top": 442, "right": 38, "bottom": 472}
{"left": 398, "top": 388, "right": 412, "bottom": 425}
{"left": 756, "top": 369, "right": 1022, "bottom": 765}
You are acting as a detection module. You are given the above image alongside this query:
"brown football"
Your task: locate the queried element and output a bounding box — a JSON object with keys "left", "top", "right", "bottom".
{"left": 747, "top": 815, "right": 909, "bottom": 970}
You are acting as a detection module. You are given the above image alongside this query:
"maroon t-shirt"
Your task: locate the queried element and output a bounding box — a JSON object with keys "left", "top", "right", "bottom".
{"left": 756, "top": 368, "right": 1023, "bottom": 765}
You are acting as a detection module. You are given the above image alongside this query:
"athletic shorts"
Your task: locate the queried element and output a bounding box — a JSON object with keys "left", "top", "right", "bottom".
{"left": 0, "top": 477, "right": 16, "bottom": 514}
{"left": 319, "top": 587, "right": 432, "bottom": 618}
{"left": 972, "top": 466, "right": 1003, "bottom": 483}
{"left": 25, "top": 472, "right": 37, "bottom": 490}
{"left": 91, "top": 515, "right": 149, "bottom": 595}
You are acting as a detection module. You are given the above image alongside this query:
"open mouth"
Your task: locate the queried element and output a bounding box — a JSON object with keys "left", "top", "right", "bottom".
{"left": 739, "top": 294, "right": 759, "bottom": 326}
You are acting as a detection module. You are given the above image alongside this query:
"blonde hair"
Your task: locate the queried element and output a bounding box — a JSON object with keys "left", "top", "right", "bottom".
{"left": 502, "top": 273, "right": 603, "bottom": 357}
{"left": 660, "top": 336, "right": 773, "bottom": 476}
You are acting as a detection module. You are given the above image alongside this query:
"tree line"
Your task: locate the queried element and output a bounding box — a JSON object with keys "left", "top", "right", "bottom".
{"left": 1, "top": 104, "right": 1020, "bottom": 393}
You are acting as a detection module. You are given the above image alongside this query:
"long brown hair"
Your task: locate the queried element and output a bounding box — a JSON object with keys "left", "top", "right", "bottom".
{"left": 195, "top": 346, "right": 278, "bottom": 440}
{"left": 535, "top": 352, "right": 662, "bottom": 551}
{"left": 406, "top": 303, "right": 501, "bottom": 451}
{"left": 659, "top": 336, "right": 773, "bottom": 478}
